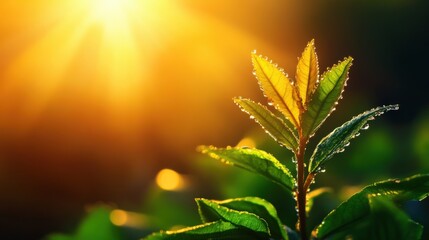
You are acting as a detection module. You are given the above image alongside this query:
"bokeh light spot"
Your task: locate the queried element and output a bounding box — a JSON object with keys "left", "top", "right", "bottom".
{"left": 110, "top": 209, "right": 128, "bottom": 226}
{"left": 156, "top": 168, "right": 185, "bottom": 191}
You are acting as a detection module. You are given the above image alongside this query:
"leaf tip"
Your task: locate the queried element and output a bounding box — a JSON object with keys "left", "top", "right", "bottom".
{"left": 344, "top": 56, "right": 354, "bottom": 65}
{"left": 232, "top": 96, "right": 244, "bottom": 103}
{"left": 196, "top": 145, "right": 211, "bottom": 153}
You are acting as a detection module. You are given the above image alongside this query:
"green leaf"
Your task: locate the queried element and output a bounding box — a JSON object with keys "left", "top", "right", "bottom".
{"left": 251, "top": 52, "right": 300, "bottom": 128}
{"left": 315, "top": 174, "right": 429, "bottom": 239}
{"left": 308, "top": 104, "right": 399, "bottom": 173}
{"left": 143, "top": 220, "right": 256, "bottom": 240}
{"left": 234, "top": 97, "right": 298, "bottom": 151}
{"left": 295, "top": 39, "right": 319, "bottom": 107}
{"left": 367, "top": 197, "right": 422, "bottom": 239}
{"left": 197, "top": 197, "right": 288, "bottom": 240}
{"left": 301, "top": 57, "right": 353, "bottom": 138}
{"left": 198, "top": 146, "right": 296, "bottom": 191}
{"left": 196, "top": 198, "right": 270, "bottom": 237}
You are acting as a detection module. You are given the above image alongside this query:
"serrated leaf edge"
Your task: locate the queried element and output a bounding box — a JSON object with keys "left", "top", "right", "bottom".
{"left": 309, "top": 104, "right": 399, "bottom": 173}
{"left": 234, "top": 97, "right": 298, "bottom": 150}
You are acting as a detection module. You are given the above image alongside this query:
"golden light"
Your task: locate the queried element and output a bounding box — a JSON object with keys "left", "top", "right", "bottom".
{"left": 155, "top": 169, "right": 186, "bottom": 191}
{"left": 236, "top": 137, "right": 256, "bottom": 148}
{"left": 110, "top": 209, "right": 128, "bottom": 226}
{"left": 0, "top": 0, "right": 273, "bottom": 164}
{"left": 110, "top": 209, "right": 148, "bottom": 227}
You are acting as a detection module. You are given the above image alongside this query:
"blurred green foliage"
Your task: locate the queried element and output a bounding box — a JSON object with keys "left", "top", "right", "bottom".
{"left": 46, "top": 207, "right": 122, "bottom": 240}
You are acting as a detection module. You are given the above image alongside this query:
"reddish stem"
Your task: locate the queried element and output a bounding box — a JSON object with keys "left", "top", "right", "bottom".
{"left": 296, "top": 136, "right": 308, "bottom": 240}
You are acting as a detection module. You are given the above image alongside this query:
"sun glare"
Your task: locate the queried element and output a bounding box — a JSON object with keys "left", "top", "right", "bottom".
{"left": 89, "top": 0, "right": 137, "bottom": 28}
{"left": 0, "top": 0, "right": 262, "bottom": 139}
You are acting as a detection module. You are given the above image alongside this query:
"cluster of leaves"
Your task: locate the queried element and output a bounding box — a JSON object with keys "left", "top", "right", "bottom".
{"left": 143, "top": 40, "right": 429, "bottom": 240}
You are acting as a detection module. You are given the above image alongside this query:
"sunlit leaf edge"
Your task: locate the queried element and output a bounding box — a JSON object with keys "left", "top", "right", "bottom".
{"left": 301, "top": 57, "right": 353, "bottom": 138}
{"left": 198, "top": 146, "right": 296, "bottom": 192}
{"left": 196, "top": 198, "right": 270, "bottom": 236}
{"left": 251, "top": 52, "right": 300, "bottom": 128}
{"left": 234, "top": 97, "right": 298, "bottom": 151}
{"left": 142, "top": 220, "right": 249, "bottom": 240}
{"left": 197, "top": 197, "right": 288, "bottom": 240}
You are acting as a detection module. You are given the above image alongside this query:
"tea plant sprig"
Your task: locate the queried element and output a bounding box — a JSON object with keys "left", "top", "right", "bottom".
{"left": 143, "top": 40, "right": 429, "bottom": 240}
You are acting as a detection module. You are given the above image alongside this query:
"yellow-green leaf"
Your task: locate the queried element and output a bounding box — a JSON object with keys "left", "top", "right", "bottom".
{"left": 252, "top": 53, "right": 300, "bottom": 128}
{"left": 234, "top": 97, "right": 298, "bottom": 151}
{"left": 301, "top": 57, "right": 353, "bottom": 138}
{"left": 295, "top": 39, "right": 319, "bottom": 108}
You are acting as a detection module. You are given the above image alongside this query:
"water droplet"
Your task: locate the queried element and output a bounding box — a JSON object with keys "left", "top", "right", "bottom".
{"left": 337, "top": 148, "right": 345, "bottom": 153}
{"left": 355, "top": 132, "right": 361, "bottom": 137}
{"left": 362, "top": 124, "right": 370, "bottom": 130}
{"left": 344, "top": 142, "right": 350, "bottom": 147}
{"left": 249, "top": 116, "right": 255, "bottom": 119}
{"left": 251, "top": 49, "right": 257, "bottom": 54}
{"left": 268, "top": 102, "right": 274, "bottom": 106}
{"left": 394, "top": 179, "right": 401, "bottom": 183}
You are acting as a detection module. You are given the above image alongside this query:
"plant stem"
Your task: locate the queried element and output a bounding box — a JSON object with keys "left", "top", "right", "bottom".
{"left": 296, "top": 136, "right": 308, "bottom": 240}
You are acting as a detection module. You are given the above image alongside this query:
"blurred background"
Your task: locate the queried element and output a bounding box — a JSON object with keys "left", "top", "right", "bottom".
{"left": 0, "top": 0, "right": 428, "bottom": 239}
